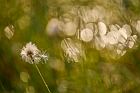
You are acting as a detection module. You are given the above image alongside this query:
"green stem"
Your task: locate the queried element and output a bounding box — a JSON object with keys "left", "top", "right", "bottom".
{"left": 34, "top": 63, "right": 52, "bottom": 93}
{"left": 29, "top": 52, "right": 51, "bottom": 93}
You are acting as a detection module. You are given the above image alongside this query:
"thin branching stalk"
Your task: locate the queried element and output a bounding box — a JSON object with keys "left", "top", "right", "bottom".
{"left": 34, "top": 63, "right": 52, "bottom": 93}
{"left": 30, "top": 55, "right": 52, "bottom": 93}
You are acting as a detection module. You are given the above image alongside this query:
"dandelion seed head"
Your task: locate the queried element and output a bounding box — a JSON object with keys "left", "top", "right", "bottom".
{"left": 40, "top": 52, "right": 49, "bottom": 63}
{"left": 20, "top": 42, "right": 49, "bottom": 64}
{"left": 20, "top": 42, "right": 41, "bottom": 64}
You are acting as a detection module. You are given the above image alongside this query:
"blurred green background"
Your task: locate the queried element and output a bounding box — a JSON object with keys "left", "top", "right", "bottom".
{"left": 1, "top": 0, "right": 140, "bottom": 93}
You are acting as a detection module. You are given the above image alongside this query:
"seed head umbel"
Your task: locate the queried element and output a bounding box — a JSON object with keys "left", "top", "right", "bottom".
{"left": 20, "top": 42, "right": 48, "bottom": 64}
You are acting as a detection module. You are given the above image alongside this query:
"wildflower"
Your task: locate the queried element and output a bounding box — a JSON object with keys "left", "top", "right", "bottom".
{"left": 40, "top": 52, "right": 49, "bottom": 63}
{"left": 20, "top": 42, "right": 51, "bottom": 93}
{"left": 20, "top": 42, "right": 48, "bottom": 64}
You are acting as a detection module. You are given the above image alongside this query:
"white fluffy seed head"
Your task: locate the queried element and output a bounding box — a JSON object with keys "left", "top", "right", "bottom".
{"left": 20, "top": 42, "right": 48, "bottom": 64}
{"left": 20, "top": 42, "right": 41, "bottom": 64}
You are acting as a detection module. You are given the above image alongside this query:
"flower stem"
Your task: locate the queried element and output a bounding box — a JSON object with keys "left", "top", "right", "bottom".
{"left": 29, "top": 54, "right": 51, "bottom": 93}
{"left": 34, "top": 63, "right": 52, "bottom": 93}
